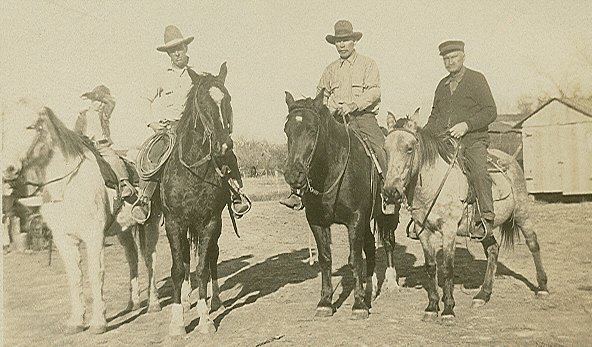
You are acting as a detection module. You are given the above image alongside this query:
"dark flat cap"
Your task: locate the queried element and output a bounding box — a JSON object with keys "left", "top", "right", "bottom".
{"left": 438, "top": 40, "right": 465, "bottom": 56}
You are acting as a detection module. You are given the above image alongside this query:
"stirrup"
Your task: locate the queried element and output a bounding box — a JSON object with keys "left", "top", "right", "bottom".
{"left": 131, "top": 198, "right": 151, "bottom": 224}
{"left": 280, "top": 192, "right": 304, "bottom": 210}
{"left": 230, "top": 192, "right": 252, "bottom": 218}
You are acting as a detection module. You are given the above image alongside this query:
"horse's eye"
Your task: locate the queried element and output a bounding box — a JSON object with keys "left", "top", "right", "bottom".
{"left": 26, "top": 124, "right": 37, "bottom": 130}
{"left": 406, "top": 146, "right": 414, "bottom": 154}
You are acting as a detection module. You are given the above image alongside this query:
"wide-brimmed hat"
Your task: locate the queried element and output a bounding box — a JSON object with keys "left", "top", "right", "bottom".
{"left": 438, "top": 40, "right": 465, "bottom": 56}
{"left": 157, "top": 25, "right": 194, "bottom": 52}
{"left": 325, "top": 20, "right": 363, "bottom": 44}
{"left": 81, "top": 85, "right": 111, "bottom": 102}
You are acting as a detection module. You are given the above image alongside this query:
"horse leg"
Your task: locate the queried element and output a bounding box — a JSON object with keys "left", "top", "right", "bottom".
{"left": 85, "top": 232, "right": 107, "bottom": 334}
{"left": 140, "top": 218, "right": 162, "bottom": 313}
{"left": 472, "top": 235, "right": 499, "bottom": 308}
{"left": 52, "top": 232, "right": 86, "bottom": 334}
{"left": 208, "top": 232, "right": 224, "bottom": 313}
{"left": 117, "top": 227, "right": 141, "bottom": 311}
{"left": 195, "top": 218, "right": 219, "bottom": 335}
{"left": 180, "top": 233, "right": 192, "bottom": 314}
{"left": 165, "top": 218, "right": 187, "bottom": 336}
{"left": 310, "top": 225, "right": 333, "bottom": 317}
{"left": 440, "top": 224, "right": 457, "bottom": 325}
{"left": 362, "top": 224, "right": 377, "bottom": 302}
{"left": 348, "top": 222, "right": 369, "bottom": 319}
{"left": 377, "top": 214, "right": 399, "bottom": 294}
{"left": 418, "top": 230, "right": 439, "bottom": 321}
{"left": 515, "top": 212, "right": 549, "bottom": 295}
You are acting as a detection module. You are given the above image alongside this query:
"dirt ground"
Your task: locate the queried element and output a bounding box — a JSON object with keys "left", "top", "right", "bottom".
{"left": 3, "top": 200, "right": 592, "bottom": 346}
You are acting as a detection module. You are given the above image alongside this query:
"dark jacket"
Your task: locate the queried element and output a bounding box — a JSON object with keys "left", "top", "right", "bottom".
{"left": 424, "top": 67, "right": 496, "bottom": 145}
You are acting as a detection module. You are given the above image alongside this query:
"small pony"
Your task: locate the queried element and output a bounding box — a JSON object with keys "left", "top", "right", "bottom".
{"left": 1, "top": 99, "right": 162, "bottom": 334}
{"left": 382, "top": 109, "right": 548, "bottom": 324}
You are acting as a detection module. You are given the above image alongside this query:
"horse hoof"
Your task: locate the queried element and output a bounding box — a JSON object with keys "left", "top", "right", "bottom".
{"left": 197, "top": 320, "right": 216, "bottom": 335}
{"left": 148, "top": 303, "right": 162, "bottom": 313}
{"left": 88, "top": 324, "right": 107, "bottom": 335}
{"left": 441, "top": 314, "right": 456, "bottom": 326}
{"left": 64, "top": 325, "right": 85, "bottom": 335}
{"left": 351, "top": 309, "right": 369, "bottom": 320}
{"left": 315, "top": 306, "right": 334, "bottom": 318}
{"left": 536, "top": 290, "right": 550, "bottom": 298}
{"left": 471, "top": 299, "right": 487, "bottom": 308}
{"left": 168, "top": 325, "right": 186, "bottom": 336}
{"left": 422, "top": 312, "right": 438, "bottom": 322}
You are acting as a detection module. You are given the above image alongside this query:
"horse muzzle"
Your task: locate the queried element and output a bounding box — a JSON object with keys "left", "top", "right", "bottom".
{"left": 284, "top": 168, "right": 307, "bottom": 190}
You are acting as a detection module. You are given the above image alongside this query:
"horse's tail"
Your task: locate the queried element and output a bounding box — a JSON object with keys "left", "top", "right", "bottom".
{"left": 499, "top": 212, "right": 521, "bottom": 249}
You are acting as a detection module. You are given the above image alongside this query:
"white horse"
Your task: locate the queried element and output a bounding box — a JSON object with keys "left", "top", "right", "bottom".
{"left": 1, "top": 99, "right": 161, "bottom": 334}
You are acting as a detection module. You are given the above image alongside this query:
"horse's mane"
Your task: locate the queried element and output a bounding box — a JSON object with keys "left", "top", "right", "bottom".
{"left": 43, "top": 107, "right": 86, "bottom": 159}
{"left": 178, "top": 73, "right": 232, "bottom": 136}
{"left": 394, "top": 118, "right": 455, "bottom": 168}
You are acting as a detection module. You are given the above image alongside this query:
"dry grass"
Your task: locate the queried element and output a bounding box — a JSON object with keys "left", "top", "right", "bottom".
{"left": 242, "top": 176, "right": 290, "bottom": 202}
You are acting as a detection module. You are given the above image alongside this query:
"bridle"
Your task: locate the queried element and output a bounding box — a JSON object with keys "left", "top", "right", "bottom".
{"left": 390, "top": 127, "right": 419, "bottom": 206}
{"left": 7, "top": 116, "right": 85, "bottom": 199}
{"left": 391, "top": 126, "right": 461, "bottom": 238}
{"left": 286, "top": 106, "right": 350, "bottom": 196}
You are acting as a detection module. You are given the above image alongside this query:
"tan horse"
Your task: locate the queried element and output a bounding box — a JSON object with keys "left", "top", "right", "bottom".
{"left": 382, "top": 110, "right": 548, "bottom": 324}
{"left": 1, "top": 99, "right": 162, "bottom": 334}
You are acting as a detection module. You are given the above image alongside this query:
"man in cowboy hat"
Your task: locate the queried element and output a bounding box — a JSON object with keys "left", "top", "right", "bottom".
{"left": 75, "top": 85, "right": 134, "bottom": 197}
{"left": 423, "top": 40, "right": 497, "bottom": 240}
{"left": 131, "top": 25, "right": 249, "bottom": 222}
{"left": 280, "top": 20, "right": 397, "bottom": 214}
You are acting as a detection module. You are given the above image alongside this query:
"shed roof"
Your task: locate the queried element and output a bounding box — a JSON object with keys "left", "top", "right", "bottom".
{"left": 514, "top": 98, "right": 592, "bottom": 128}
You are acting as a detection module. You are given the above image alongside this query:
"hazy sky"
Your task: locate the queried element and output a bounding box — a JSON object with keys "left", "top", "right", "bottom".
{"left": 1, "top": 1, "right": 591, "bottom": 148}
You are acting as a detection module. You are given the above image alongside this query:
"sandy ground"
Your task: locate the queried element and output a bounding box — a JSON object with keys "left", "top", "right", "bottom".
{"left": 3, "top": 200, "right": 592, "bottom": 346}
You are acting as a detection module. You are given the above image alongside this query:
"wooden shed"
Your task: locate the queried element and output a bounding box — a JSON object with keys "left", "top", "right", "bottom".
{"left": 514, "top": 98, "right": 592, "bottom": 196}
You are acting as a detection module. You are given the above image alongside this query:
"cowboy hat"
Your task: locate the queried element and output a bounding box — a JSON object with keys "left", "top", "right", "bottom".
{"left": 157, "top": 25, "right": 194, "bottom": 52}
{"left": 325, "top": 20, "right": 363, "bottom": 44}
{"left": 81, "top": 85, "right": 111, "bottom": 102}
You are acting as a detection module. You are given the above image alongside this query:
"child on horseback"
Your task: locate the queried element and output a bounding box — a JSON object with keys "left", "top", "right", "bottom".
{"left": 75, "top": 85, "right": 135, "bottom": 198}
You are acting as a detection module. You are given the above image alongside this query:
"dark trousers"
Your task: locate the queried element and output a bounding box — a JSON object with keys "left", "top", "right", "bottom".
{"left": 349, "top": 113, "right": 387, "bottom": 175}
{"left": 463, "top": 139, "right": 495, "bottom": 221}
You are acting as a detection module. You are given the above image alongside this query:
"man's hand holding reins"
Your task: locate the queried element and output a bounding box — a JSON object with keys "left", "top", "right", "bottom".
{"left": 449, "top": 121, "right": 469, "bottom": 139}
{"left": 337, "top": 102, "right": 358, "bottom": 117}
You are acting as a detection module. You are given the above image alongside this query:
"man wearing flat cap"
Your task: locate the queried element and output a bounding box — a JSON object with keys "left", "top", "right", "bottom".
{"left": 75, "top": 85, "right": 135, "bottom": 198}
{"left": 131, "top": 25, "right": 249, "bottom": 222}
{"left": 280, "top": 20, "right": 397, "bottom": 214}
{"left": 423, "top": 40, "right": 497, "bottom": 240}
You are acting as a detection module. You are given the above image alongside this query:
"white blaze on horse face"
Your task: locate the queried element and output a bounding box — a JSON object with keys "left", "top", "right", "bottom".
{"left": 1, "top": 100, "right": 41, "bottom": 178}
{"left": 295, "top": 116, "right": 303, "bottom": 123}
{"left": 209, "top": 87, "right": 225, "bottom": 127}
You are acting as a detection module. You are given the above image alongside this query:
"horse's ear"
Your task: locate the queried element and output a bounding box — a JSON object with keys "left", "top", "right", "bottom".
{"left": 387, "top": 111, "right": 396, "bottom": 121}
{"left": 410, "top": 107, "right": 420, "bottom": 125}
{"left": 285, "top": 91, "right": 295, "bottom": 108}
{"left": 313, "top": 88, "right": 325, "bottom": 109}
{"left": 217, "top": 62, "right": 228, "bottom": 83}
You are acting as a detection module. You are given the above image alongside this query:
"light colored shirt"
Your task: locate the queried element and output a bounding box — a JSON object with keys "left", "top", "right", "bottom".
{"left": 145, "top": 63, "right": 194, "bottom": 125}
{"left": 84, "top": 108, "right": 104, "bottom": 140}
{"left": 317, "top": 50, "right": 381, "bottom": 115}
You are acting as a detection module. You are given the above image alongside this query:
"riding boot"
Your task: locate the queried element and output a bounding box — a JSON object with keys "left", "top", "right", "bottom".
{"left": 131, "top": 181, "right": 157, "bottom": 223}
{"left": 119, "top": 179, "right": 135, "bottom": 199}
{"left": 471, "top": 218, "right": 494, "bottom": 241}
{"left": 228, "top": 178, "right": 250, "bottom": 218}
{"left": 279, "top": 189, "right": 304, "bottom": 210}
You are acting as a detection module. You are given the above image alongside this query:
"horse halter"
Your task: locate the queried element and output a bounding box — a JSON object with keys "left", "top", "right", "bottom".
{"left": 286, "top": 106, "right": 321, "bottom": 195}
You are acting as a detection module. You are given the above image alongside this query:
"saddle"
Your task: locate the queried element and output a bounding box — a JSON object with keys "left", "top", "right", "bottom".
{"left": 458, "top": 150, "right": 513, "bottom": 237}
{"left": 80, "top": 136, "right": 140, "bottom": 189}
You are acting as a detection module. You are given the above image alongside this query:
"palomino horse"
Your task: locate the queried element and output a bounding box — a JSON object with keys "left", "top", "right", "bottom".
{"left": 382, "top": 111, "right": 549, "bottom": 324}
{"left": 283, "top": 91, "right": 400, "bottom": 319}
{"left": 160, "top": 63, "right": 235, "bottom": 335}
{"left": 1, "top": 99, "right": 161, "bottom": 334}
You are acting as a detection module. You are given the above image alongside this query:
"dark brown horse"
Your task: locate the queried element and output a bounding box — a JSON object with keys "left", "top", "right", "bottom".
{"left": 283, "top": 91, "right": 400, "bottom": 319}
{"left": 160, "top": 63, "right": 234, "bottom": 335}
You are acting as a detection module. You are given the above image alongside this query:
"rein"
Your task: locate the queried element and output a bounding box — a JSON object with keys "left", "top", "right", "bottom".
{"left": 18, "top": 157, "right": 85, "bottom": 199}
{"left": 288, "top": 106, "right": 351, "bottom": 196}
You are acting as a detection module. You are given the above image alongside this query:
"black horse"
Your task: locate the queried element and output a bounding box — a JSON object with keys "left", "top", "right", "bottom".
{"left": 283, "top": 91, "right": 400, "bottom": 319}
{"left": 160, "top": 63, "right": 233, "bottom": 335}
